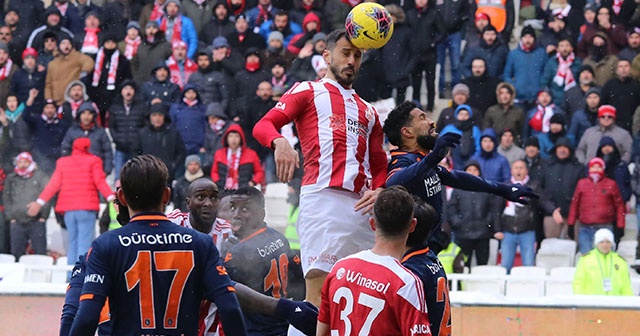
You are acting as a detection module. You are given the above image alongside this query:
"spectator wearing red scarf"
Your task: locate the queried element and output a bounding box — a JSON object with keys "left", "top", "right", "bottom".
{"left": 158, "top": 0, "right": 197, "bottom": 59}
{"left": 211, "top": 123, "right": 265, "bottom": 190}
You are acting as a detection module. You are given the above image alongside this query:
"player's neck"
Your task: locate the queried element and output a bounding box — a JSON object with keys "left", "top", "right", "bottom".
{"left": 401, "top": 142, "right": 427, "bottom": 154}
{"left": 371, "top": 237, "right": 407, "bottom": 261}
{"left": 128, "top": 206, "right": 164, "bottom": 218}
{"left": 189, "top": 215, "right": 213, "bottom": 234}
{"left": 324, "top": 73, "right": 352, "bottom": 90}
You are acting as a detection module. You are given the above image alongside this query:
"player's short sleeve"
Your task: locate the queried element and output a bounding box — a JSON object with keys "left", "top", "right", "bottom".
{"left": 81, "top": 240, "right": 111, "bottom": 298}
{"left": 200, "top": 234, "right": 236, "bottom": 301}
{"left": 268, "top": 81, "right": 312, "bottom": 121}
{"left": 395, "top": 277, "right": 432, "bottom": 336}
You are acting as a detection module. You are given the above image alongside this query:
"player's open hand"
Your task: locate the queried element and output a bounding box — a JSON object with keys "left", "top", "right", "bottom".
{"left": 354, "top": 188, "right": 383, "bottom": 215}
{"left": 273, "top": 138, "right": 299, "bottom": 183}
{"left": 276, "top": 299, "right": 318, "bottom": 336}
{"left": 432, "top": 132, "right": 461, "bottom": 157}
{"left": 499, "top": 183, "right": 540, "bottom": 204}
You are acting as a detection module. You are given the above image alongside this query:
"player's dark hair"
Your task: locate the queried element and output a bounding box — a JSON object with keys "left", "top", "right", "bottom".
{"left": 373, "top": 186, "right": 414, "bottom": 237}
{"left": 326, "top": 28, "right": 351, "bottom": 51}
{"left": 406, "top": 196, "right": 438, "bottom": 248}
{"left": 383, "top": 100, "right": 418, "bottom": 146}
{"left": 233, "top": 187, "right": 265, "bottom": 209}
{"left": 120, "top": 155, "right": 168, "bottom": 212}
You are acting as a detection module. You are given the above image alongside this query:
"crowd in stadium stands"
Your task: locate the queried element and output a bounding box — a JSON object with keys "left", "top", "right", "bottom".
{"left": 0, "top": 0, "right": 639, "bottom": 281}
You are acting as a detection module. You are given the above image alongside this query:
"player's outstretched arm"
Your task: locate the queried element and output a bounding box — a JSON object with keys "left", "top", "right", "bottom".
{"left": 234, "top": 282, "right": 319, "bottom": 336}
{"left": 441, "top": 169, "right": 539, "bottom": 204}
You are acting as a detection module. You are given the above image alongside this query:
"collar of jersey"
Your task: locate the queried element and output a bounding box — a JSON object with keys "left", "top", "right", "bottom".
{"left": 129, "top": 212, "right": 170, "bottom": 222}
{"left": 390, "top": 149, "right": 427, "bottom": 157}
{"left": 401, "top": 244, "right": 430, "bottom": 263}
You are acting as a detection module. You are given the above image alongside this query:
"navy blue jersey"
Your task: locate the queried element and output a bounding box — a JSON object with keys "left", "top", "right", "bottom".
{"left": 402, "top": 245, "right": 451, "bottom": 336}
{"left": 223, "top": 227, "right": 303, "bottom": 336}
{"left": 387, "top": 150, "right": 502, "bottom": 253}
{"left": 80, "top": 213, "right": 236, "bottom": 335}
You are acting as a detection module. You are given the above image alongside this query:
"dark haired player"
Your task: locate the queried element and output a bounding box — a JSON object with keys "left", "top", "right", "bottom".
{"left": 253, "top": 28, "right": 387, "bottom": 309}
{"left": 69, "top": 155, "right": 248, "bottom": 335}
{"left": 317, "top": 186, "right": 431, "bottom": 336}
{"left": 384, "top": 101, "right": 538, "bottom": 254}
{"left": 402, "top": 197, "right": 451, "bottom": 336}
{"left": 223, "top": 187, "right": 306, "bottom": 336}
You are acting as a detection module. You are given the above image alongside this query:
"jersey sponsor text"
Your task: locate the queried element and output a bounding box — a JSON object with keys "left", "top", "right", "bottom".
{"left": 118, "top": 232, "right": 193, "bottom": 247}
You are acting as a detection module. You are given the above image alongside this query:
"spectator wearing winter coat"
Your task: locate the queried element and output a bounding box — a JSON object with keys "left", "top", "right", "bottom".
{"left": 48, "top": 0, "right": 82, "bottom": 34}
{"left": 157, "top": 0, "right": 197, "bottom": 59}
{"left": 131, "top": 103, "right": 185, "bottom": 180}
{"left": 262, "top": 31, "right": 296, "bottom": 70}
{"left": 380, "top": 5, "right": 417, "bottom": 105}
{"left": 259, "top": 10, "right": 302, "bottom": 48}
{"left": 165, "top": 40, "right": 197, "bottom": 90}
{"left": 500, "top": 160, "right": 560, "bottom": 272}
{"left": 541, "top": 137, "right": 586, "bottom": 238}
{"left": 462, "top": 57, "right": 500, "bottom": 114}
{"left": 287, "top": 11, "right": 321, "bottom": 55}
{"left": 182, "top": 0, "right": 215, "bottom": 34}
{"left": 537, "top": 11, "right": 577, "bottom": 50}
{"left": 230, "top": 48, "right": 269, "bottom": 118}
{"left": 290, "top": 0, "right": 325, "bottom": 29}
{"left": 470, "top": 128, "right": 511, "bottom": 183}
{"left": 568, "top": 86, "right": 601, "bottom": 143}
{"left": 3, "top": 11, "right": 29, "bottom": 65}
{"left": 618, "top": 28, "right": 640, "bottom": 62}
{"left": 435, "top": 0, "right": 469, "bottom": 96}
{"left": 503, "top": 26, "right": 548, "bottom": 108}
{"left": 0, "top": 42, "right": 18, "bottom": 109}
{"left": 108, "top": 81, "right": 146, "bottom": 181}
{"left": 101, "top": 0, "right": 142, "bottom": 41}
{"left": 601, "top": 58, "right": 640, "bottom": 133}
{"left": 132, "top": 22, "right": 172, "bottom": 85}
{"left": 58, "top": 80, "right": 91, "bottom": 126}
{"left": 172, "top": 155, "right": 205, "bottom": 212}
{"left": 210, "top": 36, "right": 244, "bottom": 89}
{"left": 582, "top": 32, "right": 619, "bottom": 87}
{"left": 198, "top": 1, "right": 235, "bottom": 48}
{"left": 540, "top": 38, "right": 583, "bottom": 107}
{"left": 596, "top": 136, "right": 632, "bottom": 203}
{"left": 246, "top": 0, "right": 279, "bottom": 31}
{"left": 406, "top": 0, "right": 445, "bottom": 112}
{"left": 3, "top": 94, "right": 31, "bottom": 158}
{"left": 268, "top": 61, "right": 295, "bottom": 98}
{"left": 568, "top": 157, "right": 625, "bottom": 254}
{"left": 497, "top": 128, "right": 525, "bottom": 165}
{"left": 141, "top": 63, "right": 181, "bottom": 110}
{"left": 523, "top": 137, "right": 544, "bottom": 183}
{"left": 539, "top": 114, "right": 571, "bottom": 159}
{"left": 211, "top": 123, "right": 265, "bottom": 190}
{"left": 22, "top": 92, "right": 69, "bottom": 174}
{"left": 188, "top": 52, "right": 229, "bottom": 109}
{"left": 447, "top": 160, "right": 502, "bottom": 268}
{"left": 169, "top": 84, "right": 207, "bottom": 155}
{"left": 26, "top": 7, "right": 74, "bottom": 51}
{"left": 27, "top": 137, "right": 114, "bottom": 267}
{"left": 73, "top": 11, "right": 103, "bottom": 59}
{"left": 36, "top": 32, "right": 58, "bottom": 69}
{"left": 60, "top": 101, "right": 113, "bottom": 175}
{"left": 118, "top": 22, "right": 142, "bottom": 62}
{"left": 483, "top": 82, "right": 525, "bottom": 145}
{"left": 9, "top": 48, "right": 44, "bottom": 105}
{"left": 577, "top": 7, "right": 627, "bottom": 59}
{"left": 576, "top": 105, "right": 633, "bottom": 164}
{"left": 75, "top": 0, "right": 102, "bottom": 25}
{"left": 563, "top": 65, "right": 597, "bottom": 115}
{"left": 440, "top": 104, "right": 481, "bottom": 169}
{"left": 461, "top": 24, "right": 508, "bottom": 79}
{"left": 44, "top": 37, "right": 94, "bottom": 106}
{"left": 202, "top": 102, "right": 233, "bottom": 172}
{"left": 138, "top": 0, "right": 167, "bottom": 35}
{"left": 88, "top": 35, "right": 133, "bottom": 123}
{"left": 436, "top": 84, "right": 483, "bottom": 133}
{"left": 524, "top": 88, "right": 567, "bottom": 142}
{"left": 8, "top": 0, "right": 44, "bottom": 34}
{"left": 3, "top": 152, "right": 50, "bottom": 259}
{"left": 239, "top": 81, "right": 275, "bottom": 161}
{"left": 226, "top": 14, "right": 267, "bottom": 57}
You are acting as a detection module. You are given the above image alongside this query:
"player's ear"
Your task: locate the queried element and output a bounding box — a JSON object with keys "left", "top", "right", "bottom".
{"left": 162, "top": 187, "right": 171, "bottom": 205}
{"left": 401, "top": 125, "right": 413, "bottom": 138}
{"left": 409, "top": 218, "right": 417, "bottom": 233}
{"left": 117, "top": 188, "right": 128, "bottom": 207}
{"left": 322, "top": 49, "right": 330, "bottom": 66}
{"left": 369, "top": 217, "right": 376, "bottom": 232}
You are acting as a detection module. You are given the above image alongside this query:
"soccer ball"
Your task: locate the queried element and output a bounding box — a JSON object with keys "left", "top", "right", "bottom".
{"left": 345, "top": 2, "right": 394, "bottom": 49}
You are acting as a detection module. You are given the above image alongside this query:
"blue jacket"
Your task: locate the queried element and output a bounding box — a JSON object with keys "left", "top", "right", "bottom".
{"left": 9, "top": 68, "right": 46, "bottom": 104}
{"left": 470, "top": 128, "right": 511, "bottom": 182}
{"left": 169, "top": 84, "right": 207, "bottom": 155}
{"left": 538, "top": 132, "right": 575, "bottom": 159}
{"left": 568, "top": 109, "right": 597, "bottom": 144}
{"left": 158, "top": 15, "right": 198, "bottom": 59}
{"left": 461, "top": 41, "right": 509, "bottom": 79}
{"left": 503, "top": 45, "right": 548, "bottom": 102}
{"left": 597, "top": 136, "right": 632, "bottom": 202}
{"left": 21, "top": 104, "right": 69, "bottom": 161}
{"left": 539, "top": 56, "right": 583, "bottom": 106}
{"left": 259, "top": 20, "right": 302, "bottom": 48}
{"left": 246, "top": 6, "right": 279, "bottom": 29}
{"left": 440, "top": 105, "right": 482, "bottom": 168}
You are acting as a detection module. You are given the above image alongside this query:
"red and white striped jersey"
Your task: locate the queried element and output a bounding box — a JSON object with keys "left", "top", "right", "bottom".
{"left": 256, "top": 78, "right": 387, "bottom": 195}
{"left": 167, "top": 209, "right": 233, "bottom": 336}
{"left": 319, "top": 250, "right": 432, "bottom": 336}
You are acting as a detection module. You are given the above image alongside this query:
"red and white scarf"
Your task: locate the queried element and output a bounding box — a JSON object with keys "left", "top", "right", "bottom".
{"left": 182, "top": 97, "right": 198, "bottom": 107}
{"left": 92, "top": 48, "right": 120, "bottom": 90}
{"left": 612, "top": 0, "right": 622, "bottom": 15}
{"left": 554, "top": 52, "right": 576, "bottom": 91}
{"left": 0, "top": 58, "right": 13, "bottom": 81}
{"left": 70, "top": 100, "right": 83, "bottom": 118}
{"left": 124, "top": 36, "right": 141, "bottom": 60}
{"left": 56, "top": 2, "right": 68, "bottom": 16}
{"left": 82, "top": 28, "right": 100, "bottom": 54}
{"left": 529, "top": 104, "right": 556, "bottom": 133}
{"left": 225, "top": 147, "right": 241, "bottom": 189}
{"left": 166, "top": 56, "right": 197, "bottom": 89}
{"left": 519, "top": 40, "right": 534, "bottom": 52}
{"left": 14, "top": 152, "right": 36, "bottom": 178}
{"left": 503, "top": 175, "right": 529, "bottom": 216}
{"left": 160, "top": 15, "right": 183, "bottom": 45}
{"left": 149, "top": 2, "right": 164, "bottom": 21}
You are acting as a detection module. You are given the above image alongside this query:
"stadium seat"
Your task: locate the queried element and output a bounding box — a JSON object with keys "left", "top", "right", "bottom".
{"left": 264, "top": 183, "right": 290, "bottom": 230}
{"left": 19, "top": 255, "right": 54, "bottom": 283}
{"left": 539, "top": 238, "right": 577, "bottom": 263}
{"left": 617, "top": 241, "right": 637, "bottom": 264}
{"left": 50, "top": 257, "right": 70, "bottom": 283}
{"left": 0, "top": 263, "right": 26, "bottom": 283}
{"left": 546, "top": 267, "right": 576, "bottom": 296}
{"left": 464, "top": 265, "right": 507, "bottom": 295}
{"left": 0, "top": 253, "right": 15, "bottom": 264}
{"left": 505, "top": 266, "right": 546, "bottom": 297}
{"left": 535, "top": 252, "right": 573, "bottom": 274}
{"left": 56, "top": 257, "right": 68, "bottom": 266}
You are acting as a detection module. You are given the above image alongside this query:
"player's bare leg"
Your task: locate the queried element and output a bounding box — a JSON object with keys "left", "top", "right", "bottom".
{"left": 305, "top": 269, "right": 328, "bottom": 307}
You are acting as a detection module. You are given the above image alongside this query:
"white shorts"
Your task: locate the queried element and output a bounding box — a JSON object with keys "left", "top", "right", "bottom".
{"left": 297, "top": 188, "right": 375, "bottom": 276}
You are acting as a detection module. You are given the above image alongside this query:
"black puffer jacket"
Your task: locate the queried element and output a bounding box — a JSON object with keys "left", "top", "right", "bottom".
{"left": 540, "top": 138, "right": 586, "bottom": 216}
{"left": 109, "top": 96, "right": 147, "bottom": 153}
{"left": 405, "top": 5, "right": 445, "bottom": 60}
{"left": 132, "top": 113, "right": 186, "bottom": 179}
{"left": 60, "top": 103, "right": 113, "bottom": 174}
{"left": 501, "top": 180, "right": 557, "bottom": 233}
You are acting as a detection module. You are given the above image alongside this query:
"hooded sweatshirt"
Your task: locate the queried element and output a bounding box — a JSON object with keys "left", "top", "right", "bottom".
{"left": 211, "top": 123, "right": 265, "bottom": 189}
{"left": 169, "top": 84, "right": 207, "bottom": 155}
{"left": 469, "top": 128, "right": 511, "bottom": 183}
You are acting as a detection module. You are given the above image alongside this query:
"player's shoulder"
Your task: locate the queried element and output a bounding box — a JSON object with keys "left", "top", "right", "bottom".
{"left": 282, "top": 81, "right": 316, "bottom": 97}
{"left": 166, "top": 209, "right": 188, "bottom": 225}
{"left": 214, "top": 217, "right": 232, "bottom": 230}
